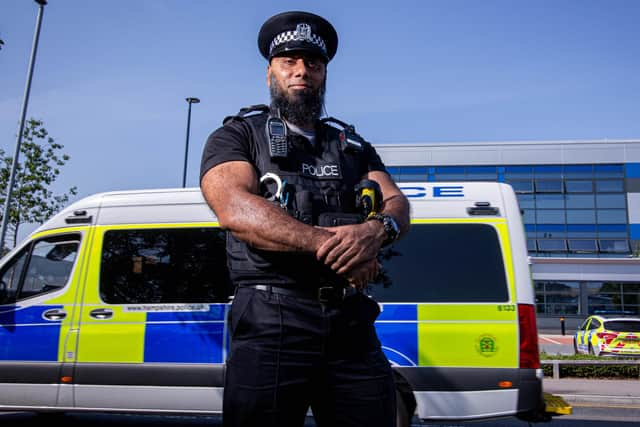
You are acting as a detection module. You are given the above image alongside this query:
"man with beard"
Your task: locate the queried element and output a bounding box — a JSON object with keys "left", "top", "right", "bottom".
{"left": 200, "top": 11, "right": 409, "bottom": 427}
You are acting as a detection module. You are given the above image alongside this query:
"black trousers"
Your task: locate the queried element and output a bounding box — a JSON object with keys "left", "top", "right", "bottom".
{"left": 223, "top": 286, "right": 396, "bottom": 427}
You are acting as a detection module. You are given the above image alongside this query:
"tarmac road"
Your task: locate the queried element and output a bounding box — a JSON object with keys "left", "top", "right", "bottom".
{"left": 539, "top": 334, "right": 575, "bottom": 355}
{"left": 3, "top": 408, "right": 639, "bottom": 426}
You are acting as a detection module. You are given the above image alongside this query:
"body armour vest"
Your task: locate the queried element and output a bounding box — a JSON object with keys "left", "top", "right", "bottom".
{"left": 224, "top": 106, "right": 370, "bottom": 290}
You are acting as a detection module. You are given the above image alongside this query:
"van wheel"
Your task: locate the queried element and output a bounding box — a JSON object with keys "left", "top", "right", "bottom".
{"left": 573, "top": 339, "right": 579, "bottom": 355}
{"left": 395, "top": 389, "right": 412, "bottom": 427}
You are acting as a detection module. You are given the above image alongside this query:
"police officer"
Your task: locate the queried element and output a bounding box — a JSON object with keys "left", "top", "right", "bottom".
{"left": 200, "top": 10, "right": 410, "bottom": 427}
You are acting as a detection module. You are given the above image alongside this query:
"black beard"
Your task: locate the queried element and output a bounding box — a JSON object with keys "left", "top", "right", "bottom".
{"left": 269, "top": 75, "right": 325, "bottom": 127}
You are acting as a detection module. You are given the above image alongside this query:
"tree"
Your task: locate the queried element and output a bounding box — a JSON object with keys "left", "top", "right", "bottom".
{"left": 0, "top": 118, "right": 77, "bottom": 249}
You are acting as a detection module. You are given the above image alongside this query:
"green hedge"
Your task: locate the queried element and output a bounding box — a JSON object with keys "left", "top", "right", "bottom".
{"left": 540, "top": 352, "right": 640, "bottom": 378}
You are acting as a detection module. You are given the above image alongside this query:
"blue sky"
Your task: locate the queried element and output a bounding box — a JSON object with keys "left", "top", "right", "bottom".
{"left": 2, "top": 1, "right": 639, "bottom": 209}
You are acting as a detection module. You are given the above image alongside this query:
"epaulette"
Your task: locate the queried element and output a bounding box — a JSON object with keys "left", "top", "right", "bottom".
{"left": 223, "top": 104, "right": 270, "bottom": 125}
{"left": 320, "top": 116, "right": 366, "bottom": 152}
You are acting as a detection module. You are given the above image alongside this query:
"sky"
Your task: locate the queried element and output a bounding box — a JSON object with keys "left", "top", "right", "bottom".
{"left": 1, "top": 0, "right": 640, "bottom": 238}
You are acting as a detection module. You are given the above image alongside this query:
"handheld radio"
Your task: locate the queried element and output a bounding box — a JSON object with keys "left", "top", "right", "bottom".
{"left": 266, "top": 117, "right": 288, "bottom": 159}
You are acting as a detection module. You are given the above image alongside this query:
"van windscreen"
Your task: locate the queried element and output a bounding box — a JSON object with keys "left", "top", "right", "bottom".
{"left": 369, "top": 223, "right": 509, "bottom": 303}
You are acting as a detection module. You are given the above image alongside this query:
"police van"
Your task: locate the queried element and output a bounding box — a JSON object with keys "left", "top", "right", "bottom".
{"left": 0, "top": 182, "right": 550, "bottom": 423}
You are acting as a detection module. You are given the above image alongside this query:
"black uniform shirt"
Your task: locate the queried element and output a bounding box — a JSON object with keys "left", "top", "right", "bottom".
{"left": 199, "top": 113, "right": 389, "bottom": 288}
{"left": 200, "top": 116, "right": 387, "bottom": 181}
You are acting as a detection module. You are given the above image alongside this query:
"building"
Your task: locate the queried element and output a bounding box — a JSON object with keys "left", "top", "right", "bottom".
{"left": 376, "top": 139, "right": 640, "bottom": 333}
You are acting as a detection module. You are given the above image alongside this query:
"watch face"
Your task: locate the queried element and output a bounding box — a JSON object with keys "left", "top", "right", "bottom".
{"left": 383, "top": 215, "right": 400, "bottom": 239}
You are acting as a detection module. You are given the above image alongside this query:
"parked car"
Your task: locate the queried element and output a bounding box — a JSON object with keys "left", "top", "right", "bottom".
{"left": 574, "top": 315, "right": 640, "bottom": 356}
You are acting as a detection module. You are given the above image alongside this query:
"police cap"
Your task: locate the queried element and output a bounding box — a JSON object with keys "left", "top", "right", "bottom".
{"left": 258, "top": 11, "right": 338, "bottom": 63}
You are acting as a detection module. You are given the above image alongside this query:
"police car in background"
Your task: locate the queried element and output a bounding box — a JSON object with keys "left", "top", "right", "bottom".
{"left": 0, "top": 182, "right": 563, "bottom": 424}
{"left": 574, "top": 315, "right": 640, "bottom": 357}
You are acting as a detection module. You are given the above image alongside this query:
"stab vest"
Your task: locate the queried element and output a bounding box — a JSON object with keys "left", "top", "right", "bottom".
{"left": 223, "top": 105, "right": 368, "bottom": 289}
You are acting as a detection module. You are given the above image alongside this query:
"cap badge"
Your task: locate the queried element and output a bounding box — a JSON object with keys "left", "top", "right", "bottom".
{"left": 269, "top": 22, "right": 328, "bottom": 56}
{"left": 296, "top": 23, "right": 312, "bottom": 41}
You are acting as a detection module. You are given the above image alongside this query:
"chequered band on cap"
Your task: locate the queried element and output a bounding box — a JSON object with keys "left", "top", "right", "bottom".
{"left": 269, "top": 23, "right": 327, "bottom": 56}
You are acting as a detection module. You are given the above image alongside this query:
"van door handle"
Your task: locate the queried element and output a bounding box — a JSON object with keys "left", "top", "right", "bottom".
{"left": 43, "top": 309, "right": 67, "bottom": 321}
{"left": 89, "top": 308, "right": 113, "bottom": 319}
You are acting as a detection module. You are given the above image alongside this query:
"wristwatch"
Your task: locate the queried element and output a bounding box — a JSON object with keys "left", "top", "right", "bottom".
{"left": 367, "top": 213, "right": 400, "bottom": 247}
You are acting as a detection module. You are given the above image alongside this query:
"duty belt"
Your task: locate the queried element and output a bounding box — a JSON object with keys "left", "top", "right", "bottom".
{"left": 238, "top": 284, "right": 346, "bottom": 304}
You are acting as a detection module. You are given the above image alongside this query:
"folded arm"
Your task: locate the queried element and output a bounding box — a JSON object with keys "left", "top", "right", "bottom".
{"left": 316, "top": 170, "right": 411, "bottom": 278}
{"left": 200, "top": 160, "right": 332, "bottom": 253}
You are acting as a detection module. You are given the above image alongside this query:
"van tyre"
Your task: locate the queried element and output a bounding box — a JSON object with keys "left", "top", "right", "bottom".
{"left": 573, "top": 339, "right": 578, "bottom": 355}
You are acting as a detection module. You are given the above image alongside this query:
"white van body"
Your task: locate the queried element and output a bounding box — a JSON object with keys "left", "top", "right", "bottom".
{"left": 0, "top": 182, "right": 545, "bottom": 423}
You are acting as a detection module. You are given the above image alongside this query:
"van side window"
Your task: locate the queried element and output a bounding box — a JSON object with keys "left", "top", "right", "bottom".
{"left": 0, "top": 248, "right": 28, "bottom": 304}
{"left": 100, "top": 228, "right": 231, "bottom": 304}
{"left": 0, "top": 234, "right": 80, "bottom": 304}
{"left": 369, "top": 223, "right": 509, "bottom": 303}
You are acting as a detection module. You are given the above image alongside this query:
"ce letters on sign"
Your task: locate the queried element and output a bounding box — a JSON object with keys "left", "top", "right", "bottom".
{"left": 400, "top": 186, "right": 464, "bottom": 199}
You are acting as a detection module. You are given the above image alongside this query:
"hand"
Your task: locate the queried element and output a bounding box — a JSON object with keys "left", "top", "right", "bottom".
{"left": 316, "top": 221, "right": 384, "bottom": 275}
{"left": 345, "top": 258, "right": 380, "bottom": 290}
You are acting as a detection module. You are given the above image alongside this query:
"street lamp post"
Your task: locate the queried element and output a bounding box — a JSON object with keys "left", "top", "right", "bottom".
{"left": 0, "top": 0, "right": 48, "bottom": 253}
{"left": 182, "top": 97, "right": 200, "bottom": 188}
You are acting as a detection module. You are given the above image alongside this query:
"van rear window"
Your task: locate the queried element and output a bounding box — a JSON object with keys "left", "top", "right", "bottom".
{"left": 100, "top": 228, "right": 231, "bottom": 304}
{"left": 369, "top": 223, "right": 509, "bottom": 303}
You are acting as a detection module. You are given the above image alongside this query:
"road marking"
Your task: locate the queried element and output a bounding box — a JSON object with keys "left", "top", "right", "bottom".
{"left": 540, "top": 336, "right": 562, "bottom": 344}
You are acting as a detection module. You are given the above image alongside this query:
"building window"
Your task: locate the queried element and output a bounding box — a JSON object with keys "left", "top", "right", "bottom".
{"left": 537, "top": 239, "right": 567, "bottom": 252}
{"left": 504, "top": 166, "right": 533, "bottom": 178}
{"left": 594, "top": 164, "right": 624, "bottom": 178}
{"left": 508, "top": 180, "right": 533, "bottom": 193}
{"left": 598, "top": 239, "right": 630, "bottom": 253}
{"left": 535, "top": 281, "right": 580, "bottom": 315}
{"left": 567, "top": 224, "right": 596, "bottom": 237}
{"left": 400, "top": 166, "right": 429, "bottom": 182}
{"left": 536, "top": 281, "right": 640, "bottom": 317}
{"left": 517, "top": 194, "right": 535, "bottom": 209}
{"left": 386, "top": 166, "right": 429, "bottom": 182}
{"left": 566, "top": 210, "right": 596, "bottom": 224}
{"left": 522, "top": 209, "right": 536, "bottom": 224}
{"left": 537, "top": 210, "right": 565, "bottom": 223}
{"left": 535, "top": 180, "right": 563, "bottom": 193}
{"left": 565, "top": 180, "right": 594, "bottom": 193}
{"left": 596, "top": 180, "right": 624, "bottom": 193}
{"left": 568, "top": 239, "right": 598, "bottom": 253}
{"left": 597, "top": 209, "right": 627, "bottom": 224}
{"left": 597, "top": 224, "right": 628, "bottom": 238}
{"left": 566, "top": 194, "right": 595, "bottom": 209}
{"left": 564, "top": 165, "right": 593, "bottom": 178}
{"left": 596, "top": 194, "right": 626, "bottom": 209}
{"left": 587, "top": 282, "right": 639, "bottom": 315}
{"left": 434, "top": 166, "right": 466, "bottom": 181}
{"left": 536, "top": 194, "right": 564, "bottom": 209}
{"left": 465, "top": 166, "right": 498, "bottom": 180}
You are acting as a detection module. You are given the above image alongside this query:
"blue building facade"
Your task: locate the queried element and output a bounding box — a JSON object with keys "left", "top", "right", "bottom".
{"left": 376, "top": 140, "right": 640, "bottom": 332}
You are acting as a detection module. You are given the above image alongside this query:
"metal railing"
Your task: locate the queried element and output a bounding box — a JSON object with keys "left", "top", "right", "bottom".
{"left": 541, "top": 359, "right": 640, "bottom": 379}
